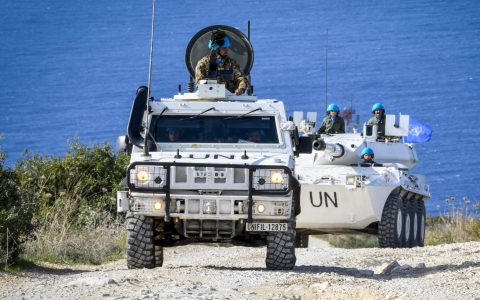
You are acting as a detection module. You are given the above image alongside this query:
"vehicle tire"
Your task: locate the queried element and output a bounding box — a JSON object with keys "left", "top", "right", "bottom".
{"left": 416, "top": 199, "right": 426, "bottom": 247}
{"left": 154, "top": 245, "right": 164, "bottom": 268}
{"left": 154, "top": 221, "right": 165, "bottom": 267}
{"left": 126, "top": 214, "right": 162, "bottom": 269}
{"left": 266, "top": 226, "right": 296, "bottom": 270}
{"left": 404, "top": 197, "right": 417, "bottom": 248}
{"left": 379, "top": 193, "right": 405, "bottom": 248}
{"left": 266, "top": 203, "right": 297, "bottom": 270}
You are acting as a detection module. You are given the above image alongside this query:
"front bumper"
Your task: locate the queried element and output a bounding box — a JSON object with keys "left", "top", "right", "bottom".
{"left": 120, "top": 162, "right": 297, "bottom": 223}
{"left": 118, "top": 190, "right": 292, "bottom": 220}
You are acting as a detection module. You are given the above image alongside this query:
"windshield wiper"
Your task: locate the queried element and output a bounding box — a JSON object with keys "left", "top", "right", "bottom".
{"left": 184, "top": 107, "right": 216, "bottom": 120}
{"left": 157, "top": 106, "right": 168, "bottom": 117}
{"left": 147, "top": 106, "right": 168, "bottom": 143}
{"left": 224, "top": 107, "right": 262, "bottom": 120}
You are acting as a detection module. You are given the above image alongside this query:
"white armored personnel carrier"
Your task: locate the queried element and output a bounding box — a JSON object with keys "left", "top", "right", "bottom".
{"left": 292, "top": 113, "right": 430, "bottom": 248}
{"left": 117, "top": 25, "right": 300, "bottom": 270}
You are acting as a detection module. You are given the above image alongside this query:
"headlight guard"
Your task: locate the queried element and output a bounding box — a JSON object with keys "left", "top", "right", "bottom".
{"left": 252, "top": 169, "right": 289, "bottom": 191}
{"left": 129, "top": 165, "right": 167, "bottom": 189}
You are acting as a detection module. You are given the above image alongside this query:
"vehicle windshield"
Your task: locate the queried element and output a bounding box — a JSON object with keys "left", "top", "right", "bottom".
{"left": 150, "top": 115, "right": 279, "bottom": 144}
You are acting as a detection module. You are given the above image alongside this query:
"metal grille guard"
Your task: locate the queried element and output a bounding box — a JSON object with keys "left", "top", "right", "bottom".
{"left": 126, "top": 162, "right": 298, "bottom": 223}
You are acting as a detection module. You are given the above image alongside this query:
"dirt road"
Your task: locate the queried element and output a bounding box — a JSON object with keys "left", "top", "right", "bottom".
{"left": 1, "top": 239, "right": 479, "bottom": 300}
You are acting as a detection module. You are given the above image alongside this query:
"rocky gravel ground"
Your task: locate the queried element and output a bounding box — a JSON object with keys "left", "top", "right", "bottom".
{"left": 1, "top": 239, "right": 479, "bottom": 300}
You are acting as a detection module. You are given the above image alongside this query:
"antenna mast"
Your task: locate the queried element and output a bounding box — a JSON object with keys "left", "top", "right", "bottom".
{"left": 143, "top": 0, "right": 156, "bottom": 156}
{"left": 325, "top": 29, "right": 329, "bottom": 111}
{"left": 247, "top": 20, "right": 253, "bottom": 95}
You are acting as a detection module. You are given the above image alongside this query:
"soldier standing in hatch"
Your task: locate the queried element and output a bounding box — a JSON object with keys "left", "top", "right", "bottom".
{"left": 318, "top": 104, "right": 345, "bottom": 134}
{"left": 195, "top": 30, "right": 248, "bottom": 95}
{"left": 368, "top": 103, "right": 386, "bottom": 137}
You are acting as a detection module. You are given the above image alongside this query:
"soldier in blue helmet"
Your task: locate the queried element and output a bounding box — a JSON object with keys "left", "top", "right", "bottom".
{"left": 367, "top": 103, "right": 386, "bottom": 137}
{"left": 361, "top": 147, "right": 376, "bottom": 164}
{"left": 195, "top": 30, "right": 248, "bottom": 95}
{"left": 318, "top": 104, "right": 345, "bottom": 134}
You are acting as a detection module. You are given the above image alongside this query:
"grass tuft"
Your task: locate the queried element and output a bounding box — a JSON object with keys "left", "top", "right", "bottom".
{"left": 426, "top": 196, "right": 480, "bottom": 245}
{"left": 22, "top": 207, "right": 127, "bottom": 265}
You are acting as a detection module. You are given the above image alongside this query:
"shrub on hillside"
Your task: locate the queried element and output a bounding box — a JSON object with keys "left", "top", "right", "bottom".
{"left": 0, "top": 145, "right": 37, "bottom": 268}
{"left": 14, "top": 141, "right": 129, "bottom": 264}
{"left": 16, "top": 141, "right": 129, "bottom": 223}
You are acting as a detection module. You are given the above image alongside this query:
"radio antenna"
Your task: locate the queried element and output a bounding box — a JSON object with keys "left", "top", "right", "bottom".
{"left": 143, "top": 0, "right": 156, "bottom": 156}
{"left": 247, "top": 20, "right": 253, "bottom": 95}
{"left": 324, "top": 29, "right": 329, "bottom": 111}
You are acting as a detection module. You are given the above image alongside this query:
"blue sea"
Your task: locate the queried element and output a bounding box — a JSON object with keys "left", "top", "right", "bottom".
{"left": 1, "top": 0, "right": 479, "bottom": 215}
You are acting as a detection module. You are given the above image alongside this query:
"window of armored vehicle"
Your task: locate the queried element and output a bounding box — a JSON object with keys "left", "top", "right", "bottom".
{"left": 150, "top": 115, "right": 278, "bottom": 144}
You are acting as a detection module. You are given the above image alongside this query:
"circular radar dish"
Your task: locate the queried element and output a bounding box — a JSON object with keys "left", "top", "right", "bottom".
{"left": 185, "top": 25, "right": 254, "bottom": 78}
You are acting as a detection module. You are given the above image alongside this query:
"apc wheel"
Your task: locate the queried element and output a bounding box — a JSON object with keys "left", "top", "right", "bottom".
{"left": 379, "top": 194, "right": 405, "bottom": 248}
{"left": 126, "top": 214, "right": 163, "bottom": 269}
{"left": 405, "top": 198, "right": 417, "bottom": 247}
{"left": 416, "top": 199, "right": 426, "bottom": 247}
{"left": 266, "top": 226, "right": 296, "bottom": 270}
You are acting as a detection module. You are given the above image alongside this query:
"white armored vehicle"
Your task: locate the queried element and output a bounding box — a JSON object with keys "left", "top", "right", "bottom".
{"left": 117, "top": 25, "right": 300, "bottom": 270}
{"left": 117, "top": 23, "right": 431, "bottom": 271}
{"left": 292, "top": 112, "right": 431, "bottom": 248}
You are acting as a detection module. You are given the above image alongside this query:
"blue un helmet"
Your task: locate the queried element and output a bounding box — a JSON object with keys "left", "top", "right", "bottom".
{"left": 327, "top": 104, "right": 340, "bottom": 113}
{"left": 208, "top": 30, "right": 231, "bottom": 50}
{"left": 371, "top": 103, "right": 385, "bottom": 114}
{"left": 361, "top": 147, "right": 375, "bottom": 158}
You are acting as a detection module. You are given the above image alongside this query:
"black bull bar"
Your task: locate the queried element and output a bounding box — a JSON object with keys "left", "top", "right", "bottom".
{"left": 126, "top": 162, "right": 299, "bottom": 223}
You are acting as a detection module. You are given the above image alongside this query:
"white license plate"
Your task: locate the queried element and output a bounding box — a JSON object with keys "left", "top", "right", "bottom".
{"left": 246, "top": 223, "right": 288, "bottom": 232}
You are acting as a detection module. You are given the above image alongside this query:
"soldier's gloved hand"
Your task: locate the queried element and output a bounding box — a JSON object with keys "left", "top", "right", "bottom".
{"left": 235, "top": 87, "right": 245, "bottom": 95}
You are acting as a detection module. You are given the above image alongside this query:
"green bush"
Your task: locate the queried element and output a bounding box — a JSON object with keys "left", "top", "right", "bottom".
{"left": 0, "top": 157, "right": 37, "bottom": 268}
{"left": 0, "top": 137, "right": 38, "bottom": 268}
{"left": 0, "top": 140, "right": 131, "bottom": 267}
{"left": 16, "top": 141, "right": 129, "bottom": 223}
{"left": 15, "top": 141, "right": 129, "bottom": 264}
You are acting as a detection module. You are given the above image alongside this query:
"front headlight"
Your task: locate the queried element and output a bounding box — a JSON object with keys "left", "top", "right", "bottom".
{"left": 270, "top": 172, "right": 284, "bottom": 184}
{"left": 345, "top": 175, "right": 364, "bottom": 188}
{"left": 253, "top": 201, "right": 289, "bottom": 215}
{"left": 129, "top": 165, "right": 167, "bottom": 189}
{"left": 346, "top": 175, "right": 356, "bottom": 185}
{"left": 137, "top": 170, "right": 150, "bottom": 183}
{"left": 256, "top": 203, "right": 266, "bottom": 213}
{"left": 253, "top": 169, "right": 289, "bottom": 191}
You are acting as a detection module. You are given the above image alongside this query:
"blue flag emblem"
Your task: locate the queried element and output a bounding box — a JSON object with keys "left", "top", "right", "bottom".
{"left": 404, "top": 117, "right": 432, "bottom": 143}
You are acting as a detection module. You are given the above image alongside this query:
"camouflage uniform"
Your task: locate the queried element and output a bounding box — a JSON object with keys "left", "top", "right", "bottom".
{"left": 318, "top": 116, "right": 345, "bottom": 134}
{"left": 367, "top": 115, "right": 386, "bottom": 137}
{"left": 195, "top": 55, "right": 248, "bottom": 93}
